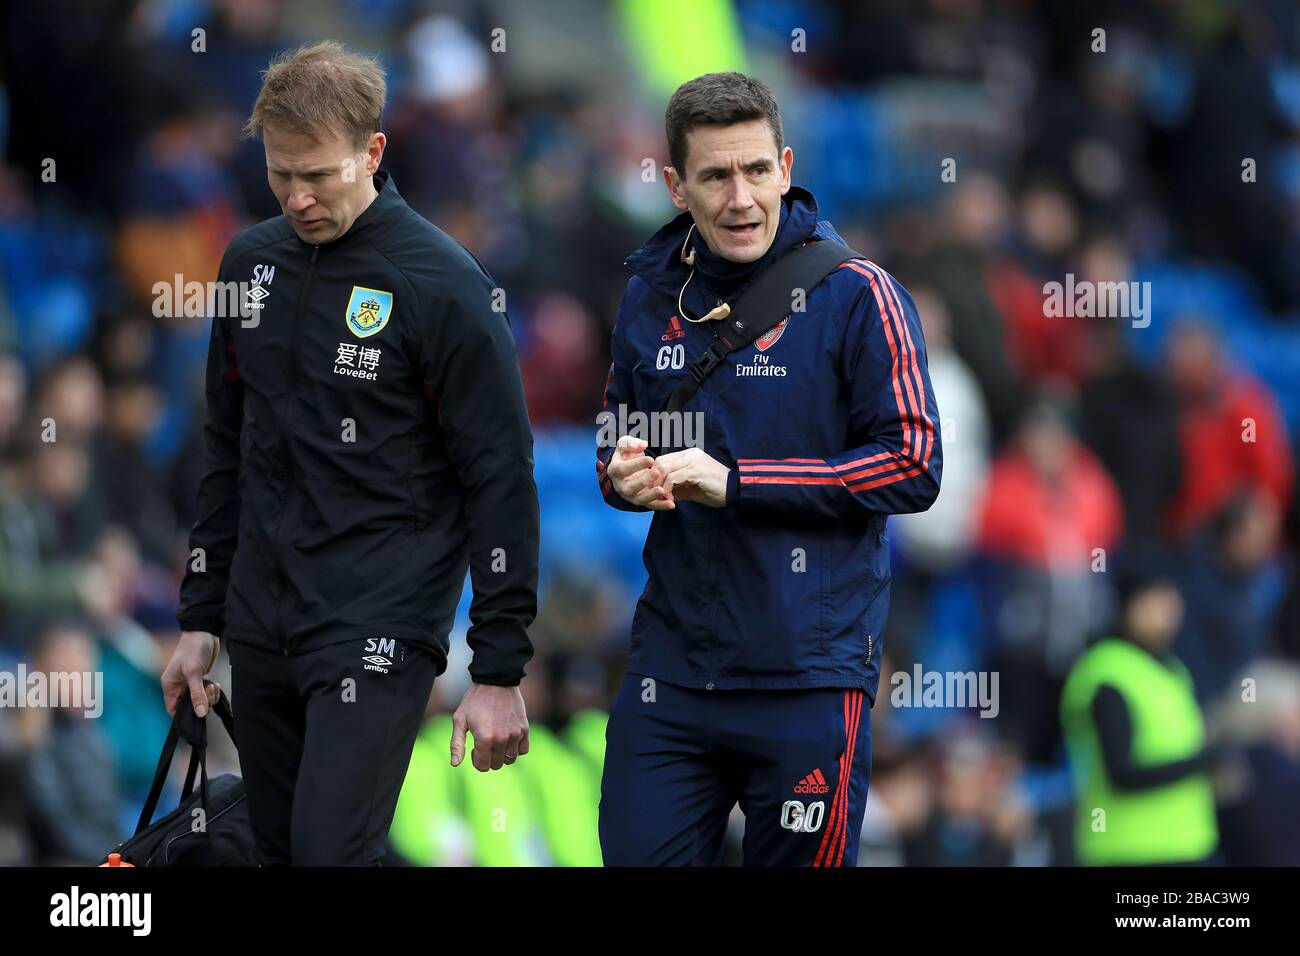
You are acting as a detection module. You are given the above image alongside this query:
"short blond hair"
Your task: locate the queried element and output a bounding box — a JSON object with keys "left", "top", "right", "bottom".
{"left": 245, "top": 41, "right": 386, "bottom": 146}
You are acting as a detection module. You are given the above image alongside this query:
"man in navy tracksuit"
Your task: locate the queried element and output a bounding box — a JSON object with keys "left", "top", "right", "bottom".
{"left": 597, "top": 73, "right": 942, "bottom": 866}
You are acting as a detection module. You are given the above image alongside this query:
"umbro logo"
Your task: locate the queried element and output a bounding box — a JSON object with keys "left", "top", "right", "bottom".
{"left": 793, "top": 768, "right": 830, "bottom": 794}
{"left": 245, "top": 263, "right": 275, "bottom": 311}
{"left": 362, "top": 637, "right": 399, "bottom": 674}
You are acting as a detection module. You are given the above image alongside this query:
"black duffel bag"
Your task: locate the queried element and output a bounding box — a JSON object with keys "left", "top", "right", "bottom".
{"left": 100, "top": 681, "right": 258, "bottom": 866}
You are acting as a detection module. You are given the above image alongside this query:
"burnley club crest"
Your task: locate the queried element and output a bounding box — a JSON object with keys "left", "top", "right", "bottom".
{"left": 345, "top": 286, "right": 394, "bottom": 338}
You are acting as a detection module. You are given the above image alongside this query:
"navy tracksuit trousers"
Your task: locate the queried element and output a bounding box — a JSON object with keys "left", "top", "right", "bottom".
{"left": 599, "top": 674, "right": 872, "bottom": 866}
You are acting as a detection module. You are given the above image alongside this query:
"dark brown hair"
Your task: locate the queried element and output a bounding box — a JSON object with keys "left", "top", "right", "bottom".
{"left": 665, "top": 72, "right": 783, "bottom": 179}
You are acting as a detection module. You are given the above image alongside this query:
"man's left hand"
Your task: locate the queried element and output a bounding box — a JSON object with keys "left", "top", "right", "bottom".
{"left": 656, "top": 448, "right": 731, "bottom": 508}
{"left": 450, "top": 682, "right": 530, "bottom": 771}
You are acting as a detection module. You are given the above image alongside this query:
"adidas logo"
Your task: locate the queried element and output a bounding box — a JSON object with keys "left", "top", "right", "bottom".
{"left": 793, "top": 769, "right": 830, "bottom": 794}
{"left": 661, "top": 315, "right": 686, "bottom": 341}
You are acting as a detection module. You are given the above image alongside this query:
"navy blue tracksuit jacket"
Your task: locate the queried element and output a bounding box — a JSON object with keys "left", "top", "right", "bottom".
{"left": 596, "top": 187, "right": 942, "bottom": 706}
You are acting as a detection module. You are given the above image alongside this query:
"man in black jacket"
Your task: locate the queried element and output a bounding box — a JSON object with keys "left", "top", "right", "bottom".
{"left": 161, "top": 42, "right": 539, "bottom": 865}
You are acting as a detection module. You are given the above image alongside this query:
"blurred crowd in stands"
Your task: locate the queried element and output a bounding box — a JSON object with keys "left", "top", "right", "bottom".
{"left": 1, "top": 0, "right": 1299, "bottom": 865}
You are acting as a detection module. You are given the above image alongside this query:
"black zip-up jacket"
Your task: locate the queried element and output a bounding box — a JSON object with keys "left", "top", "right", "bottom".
{"left": 176, "top": 170, "right": 538, "bottom": 685}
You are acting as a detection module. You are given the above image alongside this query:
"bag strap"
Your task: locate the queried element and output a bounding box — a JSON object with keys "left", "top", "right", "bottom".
{"left": 180, "top": 690, "right": 235, "bottom": 796}
{"left": 180, "top": 734, "right": 211, "bottom": 830}
{"left": 136, "top": 722, "right": 182, "bottom": 835}
{"left": 663, "top": 239, "right": 864, "bottom": 416}
{"left": 135, "top": 683, "right": 237, "bottom": 835}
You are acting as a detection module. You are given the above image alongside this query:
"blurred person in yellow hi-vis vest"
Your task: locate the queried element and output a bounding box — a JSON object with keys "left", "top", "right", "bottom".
{"left": 1061, "top": 549, "right": 1225, "bottom": 866}
{"left": 389, "top": 711, "right": 606, "bottom": 867}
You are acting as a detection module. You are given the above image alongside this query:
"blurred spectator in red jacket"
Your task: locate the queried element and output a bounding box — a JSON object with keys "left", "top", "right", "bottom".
{"left": 1164, "top": 320, "right": 1293, "bottom": 540}
{"left": 977, "top": 399, "right": 1124, "bottom": 568}
{"left": 985, "top": 183, "right": 1090, "bottom": 390}
{"left": 976, "top": 398, "right": 1124, "bottom": 760}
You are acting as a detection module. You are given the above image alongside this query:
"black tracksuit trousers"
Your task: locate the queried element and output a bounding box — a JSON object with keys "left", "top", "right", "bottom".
{"left": 227, "top": 635, "right": 440, "bottom": 866}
